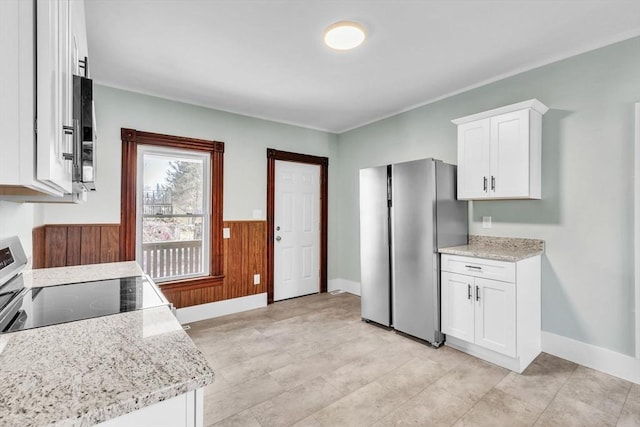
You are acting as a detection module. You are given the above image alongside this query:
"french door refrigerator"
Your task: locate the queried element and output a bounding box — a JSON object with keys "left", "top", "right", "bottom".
{"left": 359, "top": 158, "right": 468, "bottom": 346}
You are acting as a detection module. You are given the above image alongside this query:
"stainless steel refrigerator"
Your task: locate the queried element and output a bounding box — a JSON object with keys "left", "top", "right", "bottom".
{"left": 359, "top": 158, "right": 468, "bottom": 346}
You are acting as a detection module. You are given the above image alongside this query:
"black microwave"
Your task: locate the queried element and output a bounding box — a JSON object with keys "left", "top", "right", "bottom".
{"left": 72, "top": 73, "right": 96, "bottom": 192}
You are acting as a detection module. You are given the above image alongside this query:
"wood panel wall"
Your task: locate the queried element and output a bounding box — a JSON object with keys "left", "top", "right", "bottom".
{"left": 32, "top": 221, "right": 267, "bottom": 309}
{"left": 32, "top": 224, "right": 120, "bottom": 268}
{"left": 162, "top": 221, "right": 267, "bottom": 308}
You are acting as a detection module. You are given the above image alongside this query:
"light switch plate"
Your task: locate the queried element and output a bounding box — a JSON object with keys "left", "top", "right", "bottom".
{"left": 253, "top": 274, "right": 260, "bottom": 285}
{"left": 223, "top": 227, "right": 231, "bottom": 238}
{"left": 482, "top": 216, "right": 492, "bottom": 229}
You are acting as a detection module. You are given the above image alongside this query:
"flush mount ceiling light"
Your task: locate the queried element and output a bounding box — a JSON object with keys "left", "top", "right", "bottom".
{"left": 323, "top": 21, "right": 366, "bottom": 51}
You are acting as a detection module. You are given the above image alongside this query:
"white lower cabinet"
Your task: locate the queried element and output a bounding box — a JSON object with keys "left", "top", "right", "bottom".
{"left": 97, "top": 388, "right": 204, "bottom": 427}
{"left": 441, "top": 254, "right": 540, "bottom": 373}
{"left": 443, "top": 273, "right": 516, "bottom": 357}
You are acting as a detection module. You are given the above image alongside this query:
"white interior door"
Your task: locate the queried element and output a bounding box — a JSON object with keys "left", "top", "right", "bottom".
{"left": 274, "top": 161, "right": 320, "bottom": 301}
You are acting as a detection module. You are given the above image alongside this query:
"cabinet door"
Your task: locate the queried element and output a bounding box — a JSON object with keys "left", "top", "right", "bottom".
{"left": 36, "top": 0, "right": 73, "bottom": 194}
{"left": 474, "top": 277, "right": 516, "bottom": 357}
{"left": 69, "top": 0, "right": 88, "bottom": 74}
{"left": 441, "top": 272, "right": 475, "bottom": 343}
{"left": 457, "top": 119, "right": 490, "bottom": 199}
{"left": 489, "top": 110, "right": 530, "bottom": 198}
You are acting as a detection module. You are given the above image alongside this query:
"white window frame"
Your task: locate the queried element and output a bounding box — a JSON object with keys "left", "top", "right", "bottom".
{"left": 136, "top": 145, "right": 212, "bottom": 283}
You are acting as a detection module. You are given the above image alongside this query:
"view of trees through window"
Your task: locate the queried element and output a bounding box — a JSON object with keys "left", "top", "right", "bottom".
{"left": 140, "top": 151, "right": 209, "bottom": 280}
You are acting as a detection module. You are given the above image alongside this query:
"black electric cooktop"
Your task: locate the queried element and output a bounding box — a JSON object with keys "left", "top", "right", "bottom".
{"left": 0, "top": 276, "right": 169, "bottom": 333}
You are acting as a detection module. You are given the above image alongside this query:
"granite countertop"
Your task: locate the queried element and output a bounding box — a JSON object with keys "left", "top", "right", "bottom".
{"left": 1, "top": 262, "right": 214, "bottom": 427}
{"left": 23, "top": 261, "right": 144, "bottom": 288}
{"left": 439, "top": 235, "right": 544, "bottom": 262}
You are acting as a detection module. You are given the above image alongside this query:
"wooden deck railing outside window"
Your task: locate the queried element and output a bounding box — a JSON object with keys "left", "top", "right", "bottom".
{"left": 141, "top": 240, "right": 203, "bottom": 280}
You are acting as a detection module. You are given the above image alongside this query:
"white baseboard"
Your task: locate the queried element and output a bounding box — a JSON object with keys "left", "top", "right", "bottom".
{"left": 328, "top": 278, "right": 361, "bottom": 296}
{"left": 176, "top": 293, "right": 267, "bottom": 325}
{"left": 541, "top": 331, "right": 640, "bottom": 384}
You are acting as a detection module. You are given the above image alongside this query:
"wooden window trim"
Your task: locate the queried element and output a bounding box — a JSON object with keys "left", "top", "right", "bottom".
{"left": 266, "top": 148, "right": 328, "bottom": 304}
{"left": 120, "top": 128, "right": 225, "bottom": 289}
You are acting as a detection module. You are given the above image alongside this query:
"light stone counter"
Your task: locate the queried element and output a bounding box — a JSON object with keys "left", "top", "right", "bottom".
{"left": 439, "top": 235, "right": 544, "bottom": 262}
{"left": 23, "top": 261, "right": 144, "bottom": 287}
{"left": 0, "top": 263, "right": 214, "bottom": 427}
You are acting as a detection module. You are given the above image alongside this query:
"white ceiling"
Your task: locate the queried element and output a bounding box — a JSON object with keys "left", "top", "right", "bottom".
{"left": 85, "top": 0, "right": 640, "bottom": 133}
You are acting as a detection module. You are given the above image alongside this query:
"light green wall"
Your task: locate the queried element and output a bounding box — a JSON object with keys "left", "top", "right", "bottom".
{"left": 338, "top": 37, "right": 640, "bottom": 356}
{"left": 0, "top": 202, "right": 34, "bottom": 257}
{"left": 39, "top": 85, "right": 340, "bottom": 277}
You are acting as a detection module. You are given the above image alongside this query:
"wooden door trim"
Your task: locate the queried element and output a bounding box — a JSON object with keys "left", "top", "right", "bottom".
{"left": 267, "top": 149, "right": 328, "bottom": 304}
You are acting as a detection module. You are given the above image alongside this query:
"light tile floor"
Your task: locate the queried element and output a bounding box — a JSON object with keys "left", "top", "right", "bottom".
{"left": 186, "top": 293, "right": 640, "bottom": 427}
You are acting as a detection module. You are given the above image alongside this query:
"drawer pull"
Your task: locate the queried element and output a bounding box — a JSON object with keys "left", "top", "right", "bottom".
{"left": 476, "top": 285, "right": 480, "bottom": 301}
{"left": 467, "top": 284, "right": 472, "bottom": 300}
{"left": 465, "top": 265, "right": 482, "bottom": 270}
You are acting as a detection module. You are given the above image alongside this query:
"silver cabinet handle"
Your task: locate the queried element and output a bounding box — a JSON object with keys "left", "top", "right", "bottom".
{"left": 465, "top": 265, "right": 482, "bottom": 270}
{"left": 491, "top": 176, "right": 496, "bottom": 191}
{"left": 476, "top": 285, "right": 480, "bottom": 301}
{"left": 63, "top": 124, "right": 74, "bottom": 161}
{"left": 483, "top": 176, "right": 488, "bottom": 192}
{"left": 467, "top": 284, "right": 471, "bottom": 300}
{"left": 275, "top": 236, "right": 282, "bottom": 241}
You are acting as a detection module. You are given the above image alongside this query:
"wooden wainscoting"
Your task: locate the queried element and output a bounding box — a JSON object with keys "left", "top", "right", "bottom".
{"left": 32, "top": 221, "right": 267, "bottom": 309}
{"left": 32, "top": 224, "right": 120, "bottom": 268}
{"left": 162, "top": 221, "right": 267, "bottom": 308}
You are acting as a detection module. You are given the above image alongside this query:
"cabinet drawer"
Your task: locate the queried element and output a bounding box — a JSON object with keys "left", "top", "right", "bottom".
{"left": 441, "top": 254, "right": 515, "bottom": 283}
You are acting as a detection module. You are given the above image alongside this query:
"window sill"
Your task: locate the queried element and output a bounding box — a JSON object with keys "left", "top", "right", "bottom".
{"left": 157, "top": 275, "right": 225, "bottom": 292}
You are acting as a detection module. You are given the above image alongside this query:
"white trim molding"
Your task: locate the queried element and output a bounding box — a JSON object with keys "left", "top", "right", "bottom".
{"left": 542, "top": 331, "right": 640, "bottom": 384}
{"left": 328, "top": 278, "right": 361, "bottom": 296}
{"left": 635, "top": 102, "right": 640, "bottom": 359}
{"left": 175, "top": 293, "right": 267, "bottom": 325}
{"left": 451, "top": 98, "right": 549, "bottom": 125}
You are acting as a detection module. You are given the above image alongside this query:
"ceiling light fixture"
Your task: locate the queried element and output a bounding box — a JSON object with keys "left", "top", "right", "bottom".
{"left": 323, "top": 21, "right": 366, "bottom": 51}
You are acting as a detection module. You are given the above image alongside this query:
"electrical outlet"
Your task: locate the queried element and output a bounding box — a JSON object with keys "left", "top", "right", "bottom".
{"left": 223, "top": 228, "right": 230, "bottom": 239}
{"left": 482, "top": 216, "right": 492, "bottom": 229}
{"left": 253, "top": 274, "right": 260, "bottom": 285}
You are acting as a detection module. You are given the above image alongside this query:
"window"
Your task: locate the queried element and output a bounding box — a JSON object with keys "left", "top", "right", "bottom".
{"left": 120, "top": 128, "right": 224, "bottom": 290}
{"left": 137, "top": 147, "right": 210, "bottom": 282}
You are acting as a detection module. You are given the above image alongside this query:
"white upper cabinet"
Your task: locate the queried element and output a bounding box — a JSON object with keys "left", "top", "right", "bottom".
{"left": 36, "top": 0, "right": 73, "bottom": 194}
{"left": 453, "top": 99, "right": 548, "bottom": 200}
{"left": 456, "top": 119, "right": 490, "bottom": 199}
{"left": 0, "top": 0, "right": 88, "bottom": 199}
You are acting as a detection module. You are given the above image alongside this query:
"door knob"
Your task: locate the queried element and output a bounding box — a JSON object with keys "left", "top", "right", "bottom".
{"left": 276, "top": 236, "right": 282, "bottom": 241}
{"left": 276, "top": 226, "right": 281, "bottom": 231}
